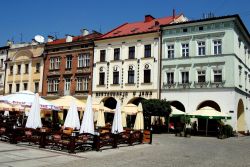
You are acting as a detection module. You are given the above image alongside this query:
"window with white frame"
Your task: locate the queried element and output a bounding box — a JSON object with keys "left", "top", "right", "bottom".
{"left": 50, "top": 57, "right": 61, "bottom": 70}
{"left": 197, "top": 41, "right": 205, "bottom": 56}
{"left": 113, "top": 71, "right": 119, "bottom": 84}
{"left": 181, "top": 71, "right": 189, "bottom": 83}
{"left": 182, "top": 43, "right": 189, "bottom": 57}
{"left": 99, "top": 72, "right": 105, "bottom": 85}
{"left": 144, "top": 64, "right": 151, "bottom": 83}
{"left": 114, "top": 48, "right": 120, "bottom": 60}
{"left": 166, "top": 72, "right": 174, "bottom": 84}
{"left": 197, "top": 70, "right": 206, "bottom": 83}
{"left": 48, "top": 79, "right": 59, "bottom": 92}
{"left": 213, "top": 69, "right": 222, "bottom": 82}
{"left": 66, "top": 55, "right": 72, "bottom": 69}
{"left": 76, "top": 77, "right": 88, "bottom": 91}
{"left": 64, "top": 78, "right": 71, "bottom": 91}
{"left": 83, "top": 77, "right": 88, "bottom": 90}
{"left": 128, "top": 65, "right": 134, "bottom": 84}
{"left": 213, "top": 40, "right": 222, "bottom": 55}
{"left": 167, "top": 45, "right": 174, "bottom": 58}
{"left": 78, "top": 53, "right": 90, "bottom": 67}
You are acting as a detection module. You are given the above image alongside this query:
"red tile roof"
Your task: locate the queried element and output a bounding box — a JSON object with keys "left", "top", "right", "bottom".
{"left": 47, "top": 32, "right": 102, "bottom": 45}
{"left": 100, "top": 14, "right": 183, "bottom": 39}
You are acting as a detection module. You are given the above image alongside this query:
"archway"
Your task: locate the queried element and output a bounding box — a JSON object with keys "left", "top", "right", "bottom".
{"left": 237, "top": 99, "right": 245, "bottom": 133}
{"left": 170, "top": 101, "right": 185, "bottom": 112}
{"left": 101, "top": 97, "right": 117, "bottom": 124}
{"left": 128, "top": 97, "right": 145, "bottom": 106}
{"left": 102, "top": 97, "right": 117, "bottom": 109}
{"left": 197, "top": 100, "right": 221, "bottom": 111}
{"left": 126, "top": 97, "right": 145, "bottom": 128}
{"left": 196, "top": 100, "right": 221, "bottom": 135}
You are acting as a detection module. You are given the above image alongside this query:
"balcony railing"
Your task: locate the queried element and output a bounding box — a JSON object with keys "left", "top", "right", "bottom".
{"left": 162, "top": 82, "right": 176, "bottom": 89}
{"left": 210, "top": 80, "right": 225, "bottom": 88}
{"left": 177, "top": 82, "right": 192, "bottom": 88}
{"left": 193, "top": 81, "right": 209, "bottom": 88}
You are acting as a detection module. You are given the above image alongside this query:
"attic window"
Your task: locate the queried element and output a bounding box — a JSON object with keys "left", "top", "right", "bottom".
{"left": 183, "top": 28, "right": 188, "bottom": 33}
{"left": 148, "top": 26, "right": 154, "bottom": 29}
{"left": 131, "top": 28, "right": 139, "bottom": 32}
{"left": 199, "top": 26, "right": 204, "bottom": 31}
{"left": 113, "top": 31, "right": 121, "bottom": 35}
{"left": 155, "top": 21, "right": 159, "bottom": 26}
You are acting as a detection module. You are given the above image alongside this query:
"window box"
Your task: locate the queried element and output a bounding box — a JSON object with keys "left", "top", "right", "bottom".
{"left": 125, "top": 83, "right": 136, "bottom": 86}
{"left": 141, "top": 82, "right": 153, "bottom": 85}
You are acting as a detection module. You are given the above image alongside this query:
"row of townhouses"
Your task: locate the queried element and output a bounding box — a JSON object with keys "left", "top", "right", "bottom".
{"left": 0, "top": 13, "right": 249, "bottom": 132}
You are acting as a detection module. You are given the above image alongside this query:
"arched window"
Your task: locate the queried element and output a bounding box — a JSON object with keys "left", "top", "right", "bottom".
{"left": 99, "top": 67, "right": 105, "bottom": 85}
{"left": 144, "top": 64, "right": 151, "bottom": 83}
{"left": 113, "top": 66, "right": 119, "bottom": 84}
{"left": 128, "top": 65, "right": 135, "bottom": 84}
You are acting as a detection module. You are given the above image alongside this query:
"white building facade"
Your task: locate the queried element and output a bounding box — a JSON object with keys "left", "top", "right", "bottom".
{"left": 0, "top": 46, "right": 9, "bottom": 94}
{"left": 93, "top": 14, "right": 187, "bottom": 110}
{"left": 161, "top": 15, "right": 250, "bottom": 133}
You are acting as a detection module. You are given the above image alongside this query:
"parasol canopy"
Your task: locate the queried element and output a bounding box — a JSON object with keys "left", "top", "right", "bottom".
{"left": 0, "top": 91, "right": 58, "bottom": 110}
{"left": 51, "top": 95, "right": 85, "bottom": 111}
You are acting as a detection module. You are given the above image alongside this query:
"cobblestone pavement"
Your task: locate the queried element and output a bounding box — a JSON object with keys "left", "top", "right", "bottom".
{"left": 0, "top": 134, "right": 250, "bottom": 167}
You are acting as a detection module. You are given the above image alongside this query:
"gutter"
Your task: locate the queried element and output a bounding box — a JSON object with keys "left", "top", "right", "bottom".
{"left": 3, "top": 48, "right": 9, "bottom": 95}
{"left": 158, "top": 29, "right": 163, "bottom": 100}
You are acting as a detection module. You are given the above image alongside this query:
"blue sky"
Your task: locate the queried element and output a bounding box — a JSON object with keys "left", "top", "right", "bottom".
{"left": 0, "top": 0, "right": 249, "bottom": 46}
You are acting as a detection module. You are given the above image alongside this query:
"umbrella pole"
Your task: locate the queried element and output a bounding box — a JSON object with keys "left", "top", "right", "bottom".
{"left": 167, "top": 116, "right": 169, "bottom": 133}
{"left": 206, "top": 119, "right": 208, "bottom": 136}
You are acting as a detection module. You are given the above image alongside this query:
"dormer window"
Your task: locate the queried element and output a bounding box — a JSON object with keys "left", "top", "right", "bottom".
{"left": 183, "top": 28, "right": 188, "bottom": 33}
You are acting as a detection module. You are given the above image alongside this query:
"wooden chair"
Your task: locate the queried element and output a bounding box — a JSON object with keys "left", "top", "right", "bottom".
{"left": 74, "top": 133, "right": 95, "bottom": 152}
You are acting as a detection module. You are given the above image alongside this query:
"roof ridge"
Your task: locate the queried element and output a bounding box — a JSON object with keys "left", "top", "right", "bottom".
{"left": 99, "top": 23, "right": 128, "bottom": 39}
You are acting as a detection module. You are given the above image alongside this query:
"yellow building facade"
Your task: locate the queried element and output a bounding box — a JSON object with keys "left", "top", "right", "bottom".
{"left": 5, "top": 43, "right": 44, "bottom": 94}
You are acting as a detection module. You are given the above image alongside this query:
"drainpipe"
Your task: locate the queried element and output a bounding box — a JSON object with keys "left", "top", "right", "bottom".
{"left": 158, "top": 29, "right": 163, "bottom": 100}
{"left": 3, "top": 47, "right": 9, "bottom": 95}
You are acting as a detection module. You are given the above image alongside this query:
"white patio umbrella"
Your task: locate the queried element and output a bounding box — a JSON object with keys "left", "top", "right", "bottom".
{"left": 25, "top": 93, "right": 42, "bottom": 129}
{"left": 4, "top": 110, "right": 9, "bottom": 116}
{"left": 80, "top": 95, "right": 94, "bottom": 134}
{"left": 121, "top": 107, "right": 127, "bottom": 128}
{"left": 0, "top": 91, "right": 58, "bottom": 110}
{"left": 111, "top": 100, "right": 123, "bottom": 134}
{"left": 96, "top": 102, "right": 105, "bottom": 127}
{"left": 134, "top": 103, "right": 144, "bottom": 130}
{"left": 63, "top": 100, "right": 80, "bottom": 130}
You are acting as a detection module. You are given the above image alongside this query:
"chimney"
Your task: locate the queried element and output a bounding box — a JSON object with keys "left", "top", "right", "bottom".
{"left": 65, "top": 34, "right": 73, "bottom": 42}
{"left": 144, "top": 15, "right": 155, "bottom": 22}
{"left": 31, "top": 39, "right": 37, "bottom": 44}
{"left": 80, "top": 29, "right": 89, "bottom": 36}
{"left": 6, "top": 40, "right": 13, "bottom": 46}
{"left": 47, "top": 35, "right": 54, "bottom": 42}
{"left": 173, "top": 9, "right": 176, "bottom": 20}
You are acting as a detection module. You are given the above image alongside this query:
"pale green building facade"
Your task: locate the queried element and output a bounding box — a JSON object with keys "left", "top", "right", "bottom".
{"left": 161, "top": 15, "right": 250, "bottom": 133}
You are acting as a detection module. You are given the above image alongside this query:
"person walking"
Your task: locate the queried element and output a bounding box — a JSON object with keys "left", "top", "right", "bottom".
{"left": 192, "top": 121, "right": 197, "bottom": 136}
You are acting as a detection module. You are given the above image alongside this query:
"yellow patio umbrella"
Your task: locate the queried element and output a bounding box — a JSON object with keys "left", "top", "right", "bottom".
{"left": 134, "top": 103, "right": 144, "bottom": 130}
{"left": 92, "top": 102, "right": 114, "bottom": 113}
{"left": 51, "top": 96, "right": 85, "bottom": 111}
{"left": 123, "top": 103, "right": 137, "bottom": 115}
{"left": 121, "top": 107, "right": 127, "bottom": 128}
{"left": 96, "top": 102, "right": 105, "bottom": 127}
